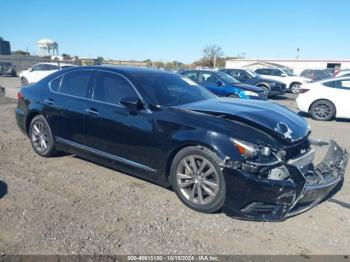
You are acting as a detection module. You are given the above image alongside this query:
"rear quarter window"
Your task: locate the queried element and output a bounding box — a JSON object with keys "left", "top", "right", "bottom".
{"left": 50, "top": 76, "right": 62, "bottom": 92}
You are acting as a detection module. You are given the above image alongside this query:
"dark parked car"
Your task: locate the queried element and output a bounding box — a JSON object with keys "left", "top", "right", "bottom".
{"left": 180, "top": 70, "right": 267, "bottom": 100}
{"left": 300, "top": 69, "right": 332, "bottom": 81}
{"left": 16, "top": 66, "right": 348, "bottom": 221}
{"left": 0, "top": 62, "right": 16, "bottom": 76}
{"left": 220, "top": 68, "right": 286, "bottom": 97}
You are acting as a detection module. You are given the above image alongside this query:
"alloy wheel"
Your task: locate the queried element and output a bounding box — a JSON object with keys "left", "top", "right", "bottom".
{"left": 313, "top": 103, "right": 331, "bottom": 119}
{"left": 291, "top": 84, "right": 300, "bottom": 94}
{"left": 176, "top": 155, "right": 219, "bottom": 206}
{"left": 31, "top": 121, "right": 50, "bottom": 153}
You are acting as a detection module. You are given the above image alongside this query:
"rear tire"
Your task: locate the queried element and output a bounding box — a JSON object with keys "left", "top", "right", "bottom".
{"left": 29, "top": 115, "right": 56, "bottom": 157}
{"left": 309, "top": 100, "right": 336, "bottom": 121}
{"left": 170, "top": 146, "right": 226, "bottom": 213}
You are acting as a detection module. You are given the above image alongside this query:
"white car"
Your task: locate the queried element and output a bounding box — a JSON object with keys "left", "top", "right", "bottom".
{"left": 334, "top": 69, "right": 350, "bottom": 78}
{"left": 296, "top": 77, "right": 350, "bottom": 121}
{"left": 19, "top": 62, "right": 77, "bottom": 86}
{"left": 254, "top": 68, "right": 311, "bottom": 94}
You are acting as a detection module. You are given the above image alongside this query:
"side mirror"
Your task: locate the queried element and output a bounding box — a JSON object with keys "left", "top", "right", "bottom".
{"left": 120, "top": 96, "right": 144, "bottom": 112}
{"left": 29, "top": 68, "right": 33, "bottom": 72}
{"left": 281, "top": 73, "right": 287, "bottom": 77}
{"left": 216, "top": 80, "right": 224, "bottom": 86}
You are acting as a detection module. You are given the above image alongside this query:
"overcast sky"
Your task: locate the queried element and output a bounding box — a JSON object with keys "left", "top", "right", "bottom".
{"left": 2, "top": 0, "right": 350, "bottom": 63}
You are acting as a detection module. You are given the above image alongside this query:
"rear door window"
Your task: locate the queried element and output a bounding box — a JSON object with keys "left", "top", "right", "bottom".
{"left": 59, "top": 70, "right": 92, "bottom": 98}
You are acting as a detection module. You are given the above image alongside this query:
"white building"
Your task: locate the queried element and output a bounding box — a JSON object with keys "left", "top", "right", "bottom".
{"left": 225, "top": 59, "right": 350, "bottom": 75}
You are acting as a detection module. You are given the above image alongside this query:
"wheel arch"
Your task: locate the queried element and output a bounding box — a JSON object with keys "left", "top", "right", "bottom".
{"left": 308, "top": 98, "right": 337, "bottom": 115}
{"left": 25, "top": 111, "right": 42, "bottom": 136}
{"left": 289, "top": 81, "right": 302, "bottom": 89}
{"left": 165, "top": 140, "right": 228, "bottom": 180}
{"left": 257, "top": 82, "right": 270, "bottom": 90}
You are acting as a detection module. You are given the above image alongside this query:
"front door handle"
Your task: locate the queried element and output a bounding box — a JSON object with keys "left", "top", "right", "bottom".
{"left": 85, "top": 108, "right": 100, "bottom": 116}
{"left": 44, "top": 98, "right": 55, "bottom": 105}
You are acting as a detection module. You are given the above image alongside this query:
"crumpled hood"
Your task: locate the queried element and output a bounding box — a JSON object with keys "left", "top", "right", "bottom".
{"left": 232, "top": 83, "right": 264, "bottom": 92}
{"left": 175, "top": 98, "right": 310, "bottom": 143}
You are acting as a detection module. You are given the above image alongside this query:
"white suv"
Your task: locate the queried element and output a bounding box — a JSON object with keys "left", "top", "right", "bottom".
{"left": 19, "top": 62, "right": 77, "bottom": 86}
{"left": 255, "top": 68, "right": 311, "bottom": 94}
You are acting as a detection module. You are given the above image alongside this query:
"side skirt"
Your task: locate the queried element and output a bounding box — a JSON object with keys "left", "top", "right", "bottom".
{"left": 55, "top": 137, "right": 167, "bottom": 186}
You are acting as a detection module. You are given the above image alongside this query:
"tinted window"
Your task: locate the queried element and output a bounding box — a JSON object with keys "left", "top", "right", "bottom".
{"left": 60, "top": 70, "right": 92, "bottom": 97}
{"left": 200, "top": 72, "right": 220, "bottom": 83}
{"left": 134, "top": 73, "right": 216, "bottom": 107}
{"left": 93, "top": 71, "right": 137, "bottom": 104}
{"left": 341, "top": 80, "right": 350, "bottom": 89}
{"left": 183, "top": 71, "right": 198, "bottom": 81}
{"left": 323, "top": 79, "right": 350, "bottom": 89}
{"left": 256, "top": 69, "right": 270, "bottom": 75}
{"left": 32, "top": 64, "right": 58, "bottom": 71}
{"left": 50, "top": 76, "right": 62, "bottom": 92}
{"left": 271, "top": 69, "right": 282, "bottom": 76}
{"left": 215, "top": 71, "right": 240, "bottom": 83}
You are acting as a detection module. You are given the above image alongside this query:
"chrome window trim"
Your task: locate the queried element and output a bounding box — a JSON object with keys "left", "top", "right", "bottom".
{"left": 48, "top": 68, "right": 95, "bottom": 100}
{"left": 48, "top": 68, "right": 151, "bottom": 112}
{"left": 56, "top": 136, "right": 157, "bottom": 173}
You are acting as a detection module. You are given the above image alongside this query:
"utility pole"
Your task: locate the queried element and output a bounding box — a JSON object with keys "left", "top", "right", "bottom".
{"left": 296, "top": 48, "right": 300, "bottom": 59}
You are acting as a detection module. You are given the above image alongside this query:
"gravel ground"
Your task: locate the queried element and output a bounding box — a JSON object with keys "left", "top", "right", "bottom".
{"left": 0, "top": 77, "right": 349, "bottom": 255}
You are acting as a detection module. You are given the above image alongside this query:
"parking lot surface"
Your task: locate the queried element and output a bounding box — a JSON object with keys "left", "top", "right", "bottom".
{"left": 0, "top": 77, "right": 349, "bottom": 254}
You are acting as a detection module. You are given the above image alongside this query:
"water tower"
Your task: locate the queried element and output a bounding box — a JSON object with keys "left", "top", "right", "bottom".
{"left": 37, "top": 39, "right": 59, "bottom": 57}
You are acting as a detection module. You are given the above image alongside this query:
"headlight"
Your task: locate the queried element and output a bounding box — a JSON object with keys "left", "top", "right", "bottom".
{"left": 231, "top": 139, "right": 272, "bottom": 159}
{"left": 241, "top": 90, "right": 259, "bottom": 97}
{"left": 231, "top": 139, "right": 259, "bottom": 158}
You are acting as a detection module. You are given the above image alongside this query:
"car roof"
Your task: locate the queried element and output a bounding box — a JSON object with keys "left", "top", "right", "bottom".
{"left": 63, "top": 65, "right": 176, "bottom": 75}
{"left": 318, "top": 76, "right": 350, "bottom": 83}
{"left": 181, "top": 69, "right": 217, "bottom": 73}
{"left": 34, "top": 62, "right": 77, "bottom": 67}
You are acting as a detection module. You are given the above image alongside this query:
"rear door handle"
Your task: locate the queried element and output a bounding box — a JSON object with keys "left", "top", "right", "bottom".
{"left": 85, "top": 108, "right": 100, "bottom": 116}
{"left": 44, "top": 98, "right": 55, "bottom": 105}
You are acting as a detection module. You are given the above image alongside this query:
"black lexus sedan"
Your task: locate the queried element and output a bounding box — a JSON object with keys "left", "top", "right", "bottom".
{"left": 15, "top": 66, "right": 348, "bottom": 221}
{"left": 219, "top": 68, "right": 286, "bottom": 97}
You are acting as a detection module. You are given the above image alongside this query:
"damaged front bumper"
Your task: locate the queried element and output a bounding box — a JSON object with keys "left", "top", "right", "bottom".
{"left": 222, "top": 139, "right": 348, "bottom": 221}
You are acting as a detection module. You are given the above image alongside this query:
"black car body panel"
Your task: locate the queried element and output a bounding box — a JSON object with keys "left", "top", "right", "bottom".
{"left": 15, "top": 66, "right": 348, "bottom": 221}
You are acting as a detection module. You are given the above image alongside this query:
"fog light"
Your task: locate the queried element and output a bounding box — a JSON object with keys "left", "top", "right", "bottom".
{"left": 260, "top": 146, "right": 271, "bottom": 156}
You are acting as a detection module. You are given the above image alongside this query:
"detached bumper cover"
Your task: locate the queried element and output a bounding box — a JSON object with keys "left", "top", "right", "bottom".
{"left": 223, "top": 139, "right": 348, "bottom": 221}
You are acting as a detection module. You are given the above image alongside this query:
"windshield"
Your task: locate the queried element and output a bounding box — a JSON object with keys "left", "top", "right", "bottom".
{"left": 283, "top": 69, "right": 295, "bottom": 76}
{"left": 215, "top": 71, "right": 240, "bottom": 84}
{"left": 133, "top": 73, "right": 216, "bottom": 107}
{"left": 246, "top": 70, "right": 258, "bottom": 77}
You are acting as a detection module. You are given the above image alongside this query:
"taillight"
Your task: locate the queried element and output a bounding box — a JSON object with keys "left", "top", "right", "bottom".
{"left": 299, "top": 89, "right": 310, "bottom": 94}
{"left": 17, "top": 92, "right": 24, "bottom": 100}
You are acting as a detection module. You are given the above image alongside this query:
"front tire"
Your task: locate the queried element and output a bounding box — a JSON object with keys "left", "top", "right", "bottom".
{"left": 170, "top": 146, "right": 226, "bottom": 213}
{"left": 258, "top": 85, "right": 270, "bottom": 98}
{"left": 290, "top": 83, "right": 301, "bottom": 94}
{"left": 309, "top": 100, "right": 336, "bottom": 121}
{"left": 29, "top": 115, "right": 56, "bottom": 157}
